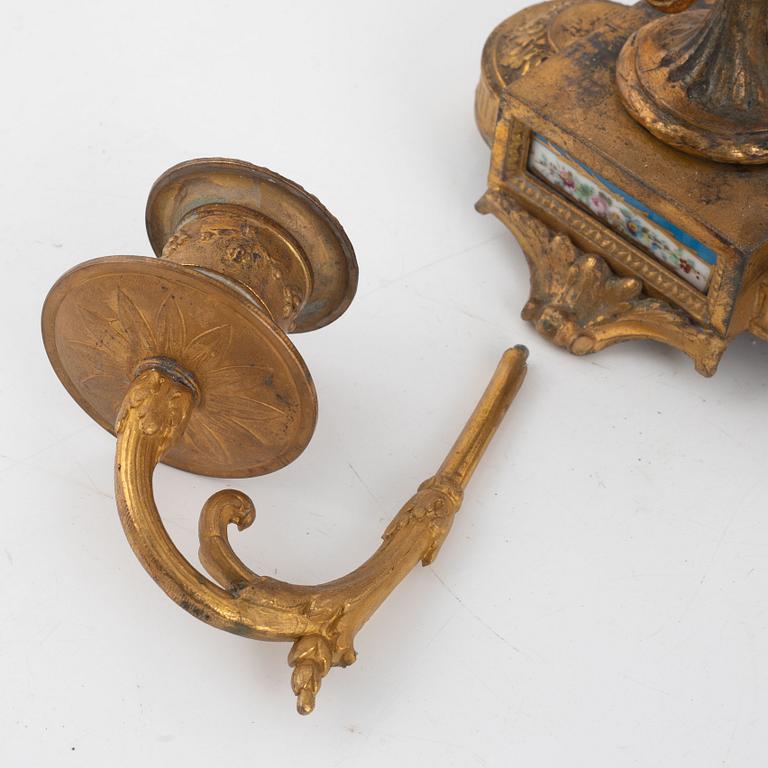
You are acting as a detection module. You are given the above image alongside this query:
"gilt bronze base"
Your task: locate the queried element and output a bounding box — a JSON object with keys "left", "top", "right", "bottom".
{"left": 476, "top": 0, "right": 768, "bottom": 375}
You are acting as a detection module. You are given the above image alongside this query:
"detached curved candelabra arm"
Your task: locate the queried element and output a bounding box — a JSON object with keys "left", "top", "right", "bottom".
{"left": 115, "top": 348, "right": 528, "bottom": 714}
{"left": 43, "top": 157, "right": 526, "bottom": 714}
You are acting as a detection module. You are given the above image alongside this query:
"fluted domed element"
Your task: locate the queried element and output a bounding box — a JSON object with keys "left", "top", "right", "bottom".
{"left": 617, "top": 0, "right": 768, "bottom": 164}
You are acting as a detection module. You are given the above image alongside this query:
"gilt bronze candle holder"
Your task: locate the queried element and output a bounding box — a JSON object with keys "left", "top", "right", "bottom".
{"left": 42, "top": 158, "right": 528, "bottom": 714}
{"left": 476, "top": 0, "right": 768, "bottom": 375}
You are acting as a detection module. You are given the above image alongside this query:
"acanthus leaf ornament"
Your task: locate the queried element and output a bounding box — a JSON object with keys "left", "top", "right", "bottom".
{"left": 477, "top": 192, "right": 727, "bottom": 375}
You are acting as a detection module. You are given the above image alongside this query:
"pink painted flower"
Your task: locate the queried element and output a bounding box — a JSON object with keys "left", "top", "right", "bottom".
{"left": 590, "top": 193, "right": 610, "bottom": 216}
{"left": 559, "top": 169, "right": 576, "bottom": 189}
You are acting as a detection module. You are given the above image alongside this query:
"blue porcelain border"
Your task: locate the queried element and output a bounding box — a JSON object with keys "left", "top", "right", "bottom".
{"left": 527, "top": 133, "right": 717, "bottom": 292}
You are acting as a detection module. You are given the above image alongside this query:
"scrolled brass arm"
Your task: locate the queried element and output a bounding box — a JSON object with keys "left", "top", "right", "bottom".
{"left": 115, "top": 367, "right": 321, "bottom": 640}
{"left": 114, "top": 348, "right": 528, "bottom": 714}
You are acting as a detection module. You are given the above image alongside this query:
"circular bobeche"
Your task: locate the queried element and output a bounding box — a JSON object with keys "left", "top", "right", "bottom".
{"left": 145, "top": 158, "right": 358, "bottom": 333}
{"left": 42, "top": 256, "right": 318, "bottom": 478}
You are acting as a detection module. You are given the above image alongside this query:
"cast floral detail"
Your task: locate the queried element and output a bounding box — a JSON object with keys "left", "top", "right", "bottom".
{"left": 528, "top": 136, "right": 712, "bottom": 292}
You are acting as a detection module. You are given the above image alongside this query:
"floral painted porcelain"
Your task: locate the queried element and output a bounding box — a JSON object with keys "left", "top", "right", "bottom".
{"left": 528, "top": 134, "right": 715, "bottom": 292}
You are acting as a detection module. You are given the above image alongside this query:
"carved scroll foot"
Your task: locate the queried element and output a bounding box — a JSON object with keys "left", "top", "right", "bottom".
{"left": 478, "top": 192, "right": 727, "bottom": 376}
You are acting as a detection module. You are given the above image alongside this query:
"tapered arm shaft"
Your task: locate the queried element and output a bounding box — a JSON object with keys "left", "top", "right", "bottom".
{"left": 437, "top": 345, "right": 528, "bottom": 489}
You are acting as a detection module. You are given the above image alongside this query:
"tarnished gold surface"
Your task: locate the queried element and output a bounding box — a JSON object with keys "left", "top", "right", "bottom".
{"left": 42, "top": 158, "right": 526, "bottom": 713}
{"left": 476, "top": 0, "right": 768, "bottom": 375}
{"left": 617, "top": 1, "right": 768, "bottom": 164}
{"left": 475, "top": 0, "right": 619, "bottom": 145}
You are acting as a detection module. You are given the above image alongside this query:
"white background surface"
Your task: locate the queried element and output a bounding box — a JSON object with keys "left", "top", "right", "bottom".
{"left": 2, "top": 1, "right": 767, "bottom": 766}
